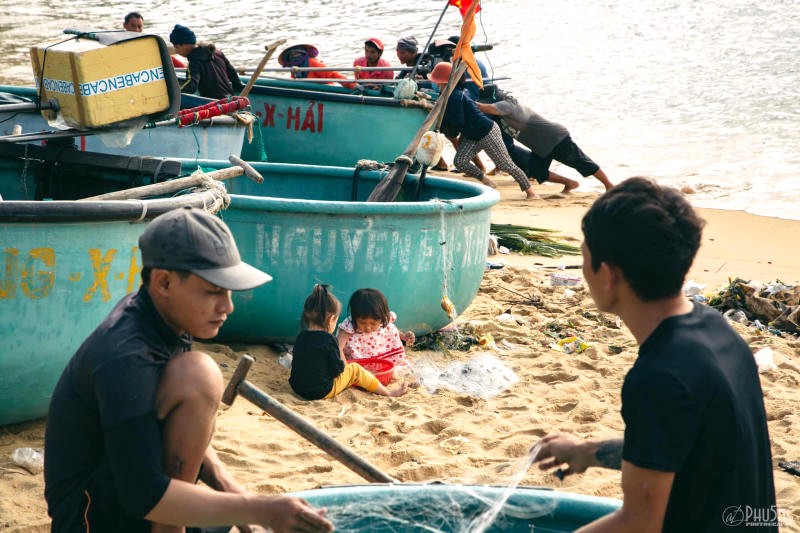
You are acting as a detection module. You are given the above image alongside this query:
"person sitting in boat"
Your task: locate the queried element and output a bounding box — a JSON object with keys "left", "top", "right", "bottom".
{"left": 476, "top": 87, "right": 614, "bottom": 192}
{"left": 122, "top": 11, "right": 143, "bottom": 32}
{"left": 352, "top": 37, "right": 393, "bottom": 91}
{"left": 169, "top": 24, "right": 244, "bottom": 99}
{"left": 430, "top": 61, "right": 539, "bottom": 199}
{"left": 290, "top": 284, "right": 408, "bottom": 400}
{"left": 337, "top": 288, "right": 414, "bottom": 367}
{"left": 43, "top": 207, "right": 333, "bottom": 533}
{"left": 394, "top": 36, "right": 434, "bottom": 87}
{"left": 277, "top": 43, "right": 356, "bottom": 89}
{"left": 123, "top": 13, "right": 187, "bottom": 68}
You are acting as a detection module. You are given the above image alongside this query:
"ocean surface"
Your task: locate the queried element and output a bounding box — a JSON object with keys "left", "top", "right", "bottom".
{"left": 1, "top": 0, "right": 798, "bottom": 219}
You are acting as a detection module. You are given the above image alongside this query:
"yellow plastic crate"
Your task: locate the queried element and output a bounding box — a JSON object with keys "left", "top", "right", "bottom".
{"left": 30, "top": 34, "right": 170, "bottom": 128}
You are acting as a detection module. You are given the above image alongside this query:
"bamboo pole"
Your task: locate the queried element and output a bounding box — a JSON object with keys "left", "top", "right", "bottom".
{"left": 79, "top": 156, "right": 263, "bottom": 201}
{"left": 240, "top": 38, "right": 287, "bottom": 98}
{"left": 366, "top": 61, "right": 468, "bottom": 202}
{"left": 222, "top": 355, "right": 395, "bottom": 484}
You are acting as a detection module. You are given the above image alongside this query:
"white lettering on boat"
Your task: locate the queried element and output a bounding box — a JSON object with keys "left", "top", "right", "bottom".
{"left": 251, "top": 222, "right": 486, "bottom": 274}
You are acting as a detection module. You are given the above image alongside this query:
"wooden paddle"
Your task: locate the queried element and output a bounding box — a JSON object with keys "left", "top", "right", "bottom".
{"left": 78, "top": 155, "right": 263, "bottom": 201}
{"left": 366, "top": 61, "right": 467, "bottom": 202}
{"left": 223, "top": 355, "right": 396, "bottom": 483}
{"left": 240, "top": 38, "right": 287, "bottom": 98}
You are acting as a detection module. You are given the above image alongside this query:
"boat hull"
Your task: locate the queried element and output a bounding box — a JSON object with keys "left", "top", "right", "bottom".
{"left": 240, "top": 78, "right": 429, "bottom": 167}
{"left": 0, "top": 151, "right": 225, "bottom": 425}
{"left": 291, "top": 483, "right": 620, "bottom": 532}
{"left": 192, "top": 159, "right": 499, "bottom": 342}
{"left": 0, "top": 85, "right": 247, "bottom": 160}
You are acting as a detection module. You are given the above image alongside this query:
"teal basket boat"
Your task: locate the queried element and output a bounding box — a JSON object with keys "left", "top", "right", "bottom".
{"left": 0, "top": 150, "right": 226, "bottom": 426}
{"left": 291, "top": 483, "right": 620, "bottom": 532}
{"left": 188, "top": 159, "right": 500, "bottom": 342}
{"left": 0, "top": 149, "right": 497, "bottom": 423}
{"left": 237, "top": 77, "right": 429, "bottom": 166}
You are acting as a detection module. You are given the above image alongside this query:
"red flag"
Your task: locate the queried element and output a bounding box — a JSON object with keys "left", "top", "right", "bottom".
{"left": 448, "top": 0, "right": 481, "bottom": 18}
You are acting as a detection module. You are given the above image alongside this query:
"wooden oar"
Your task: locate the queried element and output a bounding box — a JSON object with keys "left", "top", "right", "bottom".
{"left": 367, "top": 61, "right": 468, "bottom": 202}
{"left": 222, "top": 354, "right": 396, "bottom": 484}
{"left": 78, "top": 155, "right": 263, "bottom": 201}
{"left": 240, "top": 38, "right": 287, "bottom": 98}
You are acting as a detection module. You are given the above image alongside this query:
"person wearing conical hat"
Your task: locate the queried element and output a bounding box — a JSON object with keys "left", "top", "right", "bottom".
{"left": 278, "top": 43, "right": 356, "bottom": 89}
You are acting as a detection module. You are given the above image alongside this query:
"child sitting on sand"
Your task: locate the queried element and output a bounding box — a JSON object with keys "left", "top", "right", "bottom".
{"left": 289, "top": 284, "right": 407, "bottom": 399}
{"left": 337, "top": 288, "right": 415, "bottom": 366}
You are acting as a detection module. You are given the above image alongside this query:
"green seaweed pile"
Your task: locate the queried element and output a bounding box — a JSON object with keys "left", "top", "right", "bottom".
{"left": 491, "top": 224, "right": 580, "bottom": 258}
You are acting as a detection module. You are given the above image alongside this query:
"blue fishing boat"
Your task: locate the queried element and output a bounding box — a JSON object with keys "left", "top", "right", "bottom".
{"left": 0, "top": 147, "right": 496, "bottom": 423}
{"left": 0, "top": 149, "right": 227, "bottom": 426}
{"left": 189, "top": 158, "right": 498, "bottom": 342}
{"left": 291, "top": 483, "right": 620, "bottom": 532}
{"left": 238, "top": 77, "right": 430, "bottom": 166}
{"left": 0, "top": 85, "right": 249, "bottom": 160}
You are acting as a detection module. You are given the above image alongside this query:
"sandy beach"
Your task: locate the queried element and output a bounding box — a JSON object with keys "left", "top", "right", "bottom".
{"left": 1, "top": 177, "right": 799, "bottom": 532}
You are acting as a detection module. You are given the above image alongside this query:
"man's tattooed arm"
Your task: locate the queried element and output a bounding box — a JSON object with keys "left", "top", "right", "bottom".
{"left": 595, "top": 439, "right": 624, "bottom": 470}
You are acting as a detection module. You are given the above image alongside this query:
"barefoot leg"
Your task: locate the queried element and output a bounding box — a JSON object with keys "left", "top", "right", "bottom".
{"left": 593, "top": 169, "right": 614, "bottom": 191}
{"left": 546, "top": 171, "right": 579, "bottom": 193}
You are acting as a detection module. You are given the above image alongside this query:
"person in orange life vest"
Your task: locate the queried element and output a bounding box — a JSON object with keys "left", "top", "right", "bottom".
{"left": 122, "top": 13, "right": 186, "bottom": 69}
{"left": 278, "top": 44, "right": 356, "bottom": 89}
{"left": 353, "top": 37, "right": 393, "bottom": 90}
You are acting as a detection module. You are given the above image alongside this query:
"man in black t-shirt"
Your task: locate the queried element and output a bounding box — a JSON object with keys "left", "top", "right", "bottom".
{"left": 44, "top": 207, "right": 333, "bottom": 533}
{"left": 532, "top": 178, "right": 777, "bottom": 532}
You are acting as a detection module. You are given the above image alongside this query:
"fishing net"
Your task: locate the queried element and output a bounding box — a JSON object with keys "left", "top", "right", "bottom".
{"left": 413, "top": 352, "right": 519, "bottom": 399}
{"left": 318, "top": 487, "right": 556, "bottom": 532}
{"left": 301, "top": 446, "right": 593, "bottom": 532}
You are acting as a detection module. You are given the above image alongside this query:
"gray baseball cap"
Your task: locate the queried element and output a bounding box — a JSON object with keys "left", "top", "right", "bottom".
{"left": 139, "top": 207, "right": 271, "bottom": 291}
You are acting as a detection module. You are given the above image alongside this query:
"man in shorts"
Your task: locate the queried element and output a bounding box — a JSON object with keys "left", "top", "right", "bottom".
{"left": 532, "top": 178, "right": 777, "bottom": 531}
{"left": 477, "top": 89, "right": 613, "bottom": 192}
{"left": 44, "top": 207, "right": 333, "bottom": 533}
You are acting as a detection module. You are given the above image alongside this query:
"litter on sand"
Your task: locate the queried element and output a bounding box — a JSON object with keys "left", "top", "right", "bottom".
{"left": 550, "top": 336, "right": 589, "bottom": 354}
{"left": 414, "top": 353, "right": 520, "bottom": 398}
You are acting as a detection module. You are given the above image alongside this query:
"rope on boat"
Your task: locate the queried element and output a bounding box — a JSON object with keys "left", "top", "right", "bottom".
{"left": 189, "top": 169, "right": 231, "bottom": 210}
{"left": 135, "top": 200, "right": 148, "bottom": 222}
{"left": 146, "top": 96, "right": 251, "bottom": 129}
{"left": 394, "top": 154, "right": 414, "bottom": 166}
{"left": 398, "top": 98, "right": 434, "bottom": 111}
{"left": 355, "top": 159, "right": 387, "bottom": 171}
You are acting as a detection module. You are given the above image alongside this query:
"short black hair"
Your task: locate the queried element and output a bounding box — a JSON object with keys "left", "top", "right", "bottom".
{"left": 347, "top": 288, "right": 391, "bottom": 327}
{"left": 581, "top": 177, "right": 705, "bottom": 301}
{"left": 141, "top": 267, "right": 190, "bottom": 286}
{"left": 124, "top": 12, "right": 143, "bottom": 24}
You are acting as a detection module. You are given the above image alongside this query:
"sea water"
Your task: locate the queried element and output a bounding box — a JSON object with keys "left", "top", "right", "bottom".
{"left": 2, "top": 0, "right": 798, "bottom": 219}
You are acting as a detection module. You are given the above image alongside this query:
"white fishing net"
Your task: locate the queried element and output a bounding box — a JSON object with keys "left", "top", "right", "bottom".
{"left": 412, "top": 352, "right": 519, "bottom": 399}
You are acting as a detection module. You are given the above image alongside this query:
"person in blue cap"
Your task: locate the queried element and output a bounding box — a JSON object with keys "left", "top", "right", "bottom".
{"left": 169, "top": 24, "right": 244, "bottom": 99}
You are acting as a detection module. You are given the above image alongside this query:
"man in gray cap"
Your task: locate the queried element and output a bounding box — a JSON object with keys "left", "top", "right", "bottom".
{"left": 44, "top": 207, "right": 333, "bottom": 533}
{"left": 395, "top": 35, "right": 433, "bottom": 84}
